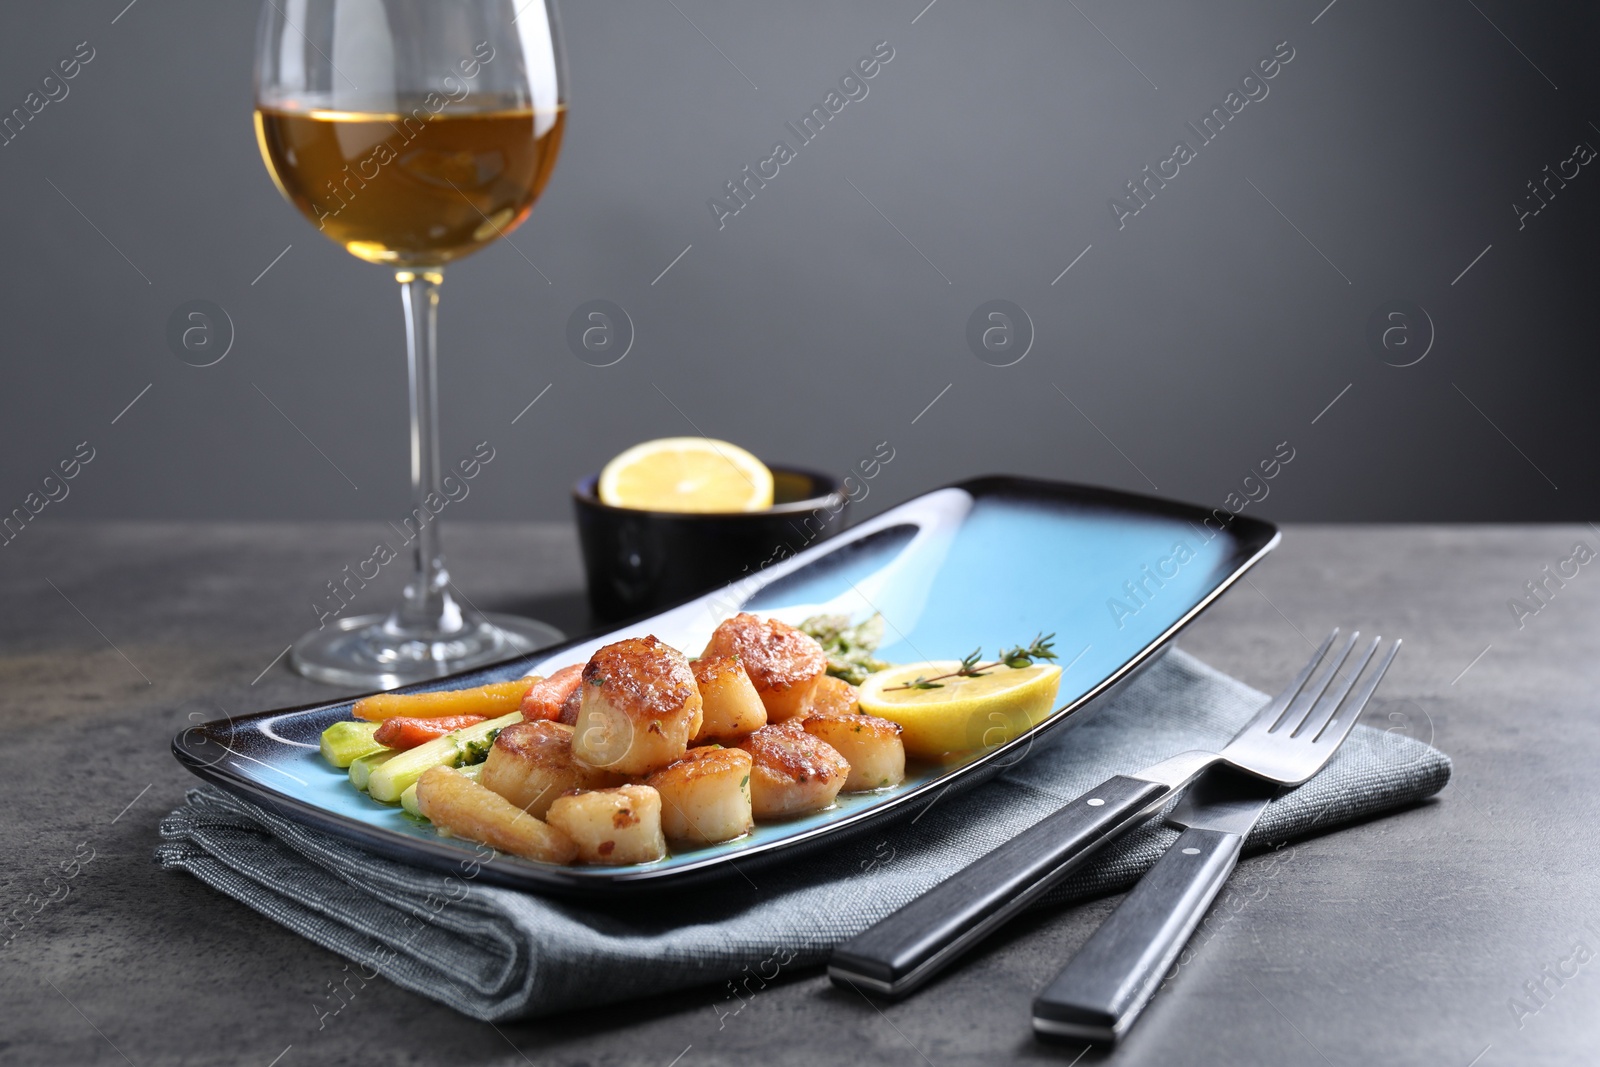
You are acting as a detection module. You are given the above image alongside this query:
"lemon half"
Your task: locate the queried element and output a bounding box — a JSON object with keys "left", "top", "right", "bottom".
{"left": 858, "top": 661, "right": 1063, "bottom": 758}
{"left": 598, "top": 437, "right": 774, "bottom": 513}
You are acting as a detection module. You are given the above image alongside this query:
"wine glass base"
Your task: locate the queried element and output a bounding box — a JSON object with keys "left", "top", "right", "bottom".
{"left": 289, "top": 612, "right": 565, "bottom": 691}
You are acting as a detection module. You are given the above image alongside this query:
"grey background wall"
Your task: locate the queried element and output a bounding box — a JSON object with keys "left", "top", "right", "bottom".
{"left": 1, "top": 0, "right": 1595, "bottom": 529}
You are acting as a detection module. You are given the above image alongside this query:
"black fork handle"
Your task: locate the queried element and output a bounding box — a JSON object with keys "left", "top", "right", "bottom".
{"left": 1032, "top": 825, "right": 1245, "bottom": 1043}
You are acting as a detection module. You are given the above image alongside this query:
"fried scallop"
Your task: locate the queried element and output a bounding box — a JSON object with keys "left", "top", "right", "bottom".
{"left": 520, "top": 663, "right": 584, "bottom": 721}
{"left": 545, "top": 784, "right": 667, "bottom": 865}
{"left": 478, "top": 720, "right": 620, "bottom": 819}
{"left": 646, "top": 746, "right": 754, "bottom": 844}
{"left": 691, "top": 655, "right": 767, "bottom": 743}
{"left": 571, "top": 636, "right": 703, "bottom": 776}
{"left": 415, "top": 765, "right": 577, "bottom": 864}
{"left": 737, "top": 724, "right": 850, "bottom": 819}
{"left": 768, "top": 715, "right": 809, "bottom": 738}
{"left": 703, "top": 614, "right": 828, "bottom": 722}
{"left": 802, "top": 712, "right": 905, "bottom": 792}
{"left": 556, "top": 686, "right": 582, "bottom": 726}
{"left": 808, "top": 675, "right": 861, "bottom": 716}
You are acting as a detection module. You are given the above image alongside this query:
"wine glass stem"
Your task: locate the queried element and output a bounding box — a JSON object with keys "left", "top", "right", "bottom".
{"left": 392, "top": 269, "right": 463, "bottom": 636}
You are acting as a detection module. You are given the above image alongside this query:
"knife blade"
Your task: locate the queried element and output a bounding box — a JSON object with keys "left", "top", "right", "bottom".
{"left": 1031, "top": 766, "right": 1276, "bottom": 1044}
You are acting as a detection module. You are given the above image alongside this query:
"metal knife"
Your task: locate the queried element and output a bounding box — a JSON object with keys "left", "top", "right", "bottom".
{"left": 1031, "top": 766, "right": 1277, "bottom": 1044}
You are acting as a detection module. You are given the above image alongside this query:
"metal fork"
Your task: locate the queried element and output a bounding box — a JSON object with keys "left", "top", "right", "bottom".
{"left": 1033, "top": 630, "right": 1400, "bottom": 1042}
{"left": 829, "top": 629, "right": 1398, "bottom": 998}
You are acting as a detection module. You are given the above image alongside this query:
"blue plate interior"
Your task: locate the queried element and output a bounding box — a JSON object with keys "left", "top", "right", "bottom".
{"left": 174, "top": 476, "right": 1277, "bottom": 895}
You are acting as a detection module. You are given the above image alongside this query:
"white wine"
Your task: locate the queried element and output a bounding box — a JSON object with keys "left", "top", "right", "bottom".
{"left": 255, "top": 100, "right": 564, "bottom": 267}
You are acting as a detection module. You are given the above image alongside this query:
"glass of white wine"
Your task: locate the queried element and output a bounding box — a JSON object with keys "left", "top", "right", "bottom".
{"left": 254, "top": 0, "right": 567, "bottom": 688}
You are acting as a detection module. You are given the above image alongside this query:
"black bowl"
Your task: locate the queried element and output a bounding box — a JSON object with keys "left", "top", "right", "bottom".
{"left": 572, "top": 466, "right": 849, "bottom": 623}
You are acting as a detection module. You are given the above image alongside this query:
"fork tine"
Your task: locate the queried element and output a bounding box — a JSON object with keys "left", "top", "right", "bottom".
{"left": 1272, "top": 630, "right": 1359, "bottom": 734}
{"left": 1237, "top": 629, "right": 1339, "bottom": 734}
{"left": 1312, "top": 638, "right": 1401, "bottom": 746}
{"left": 1292, "top": 635, "right": 1380, "bottom": 738}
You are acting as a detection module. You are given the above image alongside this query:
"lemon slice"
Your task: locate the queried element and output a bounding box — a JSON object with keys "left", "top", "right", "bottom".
{"left": 598, "top": 437, "right": 774, "bottom": 513}
{"left": 858, "top": 661, "right": 1063, "bottom": 758}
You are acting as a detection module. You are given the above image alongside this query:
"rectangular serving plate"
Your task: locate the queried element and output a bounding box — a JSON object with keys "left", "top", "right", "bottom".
{"left": 173, "top": 476, "right": 1277, "bottom": 897}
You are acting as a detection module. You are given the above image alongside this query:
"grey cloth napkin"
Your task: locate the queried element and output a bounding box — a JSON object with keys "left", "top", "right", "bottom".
{"left": 155, "top": 648, "right": 1450, "bottom": 1021}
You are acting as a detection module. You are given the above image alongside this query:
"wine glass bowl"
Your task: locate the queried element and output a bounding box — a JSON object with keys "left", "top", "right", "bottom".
{"left": 254, "top": 0, "right": 567, "bottom": 688}
{"left": 254, "top": 103, "right": 565, "bottom": 268}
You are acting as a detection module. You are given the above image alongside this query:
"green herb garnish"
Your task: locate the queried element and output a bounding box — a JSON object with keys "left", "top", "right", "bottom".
{"left": 800, "top": 612, "right": 892, "bottom": 685}
{"left": 455, "top": 727, "right": 502, "bottom": 766}
{"left": 883, "top": 633, "right": 1057, "bottom": 693}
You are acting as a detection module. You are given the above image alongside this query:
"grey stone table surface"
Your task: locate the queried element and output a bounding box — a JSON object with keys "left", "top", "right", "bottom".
{"left": 1, "top": 522, "right": 1597, "bottom": 1067}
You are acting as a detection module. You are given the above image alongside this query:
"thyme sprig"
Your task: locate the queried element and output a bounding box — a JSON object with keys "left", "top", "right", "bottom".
{"left": 886, "top": 633, "right": 1058, "bottom": 692}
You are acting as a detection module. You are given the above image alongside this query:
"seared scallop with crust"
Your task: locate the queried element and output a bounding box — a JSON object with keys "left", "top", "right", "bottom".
{"left": 478, "top": 720, "right": 620, "bottom": 819}
{"left": 808, "top": 675, "right": 861, "bottom": 717}
{"left": 702, "top": 614, "right": 828, "bottom": 722}
{"left": 737, "top": 723, "right": 850, "bottom": 819}
{"left": 646, "top": 746, "right": 754, "bottom": 844}
{"left": 556, "top": 685, "right": 582, "bottom": 726}
{"left": 545, "top": 784, "right": 667, "bottom": 865}
{"left": 801, "top": 711, "right": 905, "bottom": 792}
{"left": 571, "top": 636, "right": 703, "bottom": 776}
{"left": 691, "top": 655, "right": 767, "bottom": 743}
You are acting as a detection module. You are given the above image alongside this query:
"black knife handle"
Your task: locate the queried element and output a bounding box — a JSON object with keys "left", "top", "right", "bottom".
{"left": 828, "top": 774, "right": 1168, "bottom": 998}
{"left": 1032, "top": 825, "right": 1245, "bottom": 1043}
